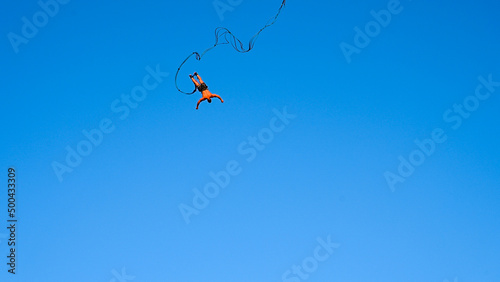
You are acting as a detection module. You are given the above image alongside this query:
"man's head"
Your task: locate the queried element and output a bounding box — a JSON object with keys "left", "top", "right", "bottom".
{"left": 207, "top": 98, "right": 212, "bottom": 103}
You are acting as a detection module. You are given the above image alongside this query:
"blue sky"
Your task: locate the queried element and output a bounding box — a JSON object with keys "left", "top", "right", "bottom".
{"left": 1, "top": 0, "right": 499, "bottom": 281}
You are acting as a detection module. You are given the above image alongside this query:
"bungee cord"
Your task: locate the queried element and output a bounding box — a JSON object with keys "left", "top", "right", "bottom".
{"left": 175, "top": 0, "right": 287, "bottom": 94}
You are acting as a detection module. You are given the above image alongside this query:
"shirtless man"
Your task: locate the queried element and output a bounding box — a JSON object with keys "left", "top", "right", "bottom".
{"left": 189, "top": 72, "right": 224, "bottom": 110}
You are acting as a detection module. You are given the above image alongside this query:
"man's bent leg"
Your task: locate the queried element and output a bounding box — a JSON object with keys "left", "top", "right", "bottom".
{"left": 196, "top": 74, "right": 204, "bottom": 84}
{"left": 190, "top": 75, "right": 200, "bottom": 87}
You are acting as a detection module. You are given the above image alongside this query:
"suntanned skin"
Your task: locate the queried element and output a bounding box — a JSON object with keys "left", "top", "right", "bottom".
{"left": 189, "top": 72, "right": 224, "bottom": 110}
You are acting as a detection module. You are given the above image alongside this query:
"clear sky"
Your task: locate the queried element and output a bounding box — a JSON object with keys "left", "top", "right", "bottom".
{"left": 1, "top": 0, "right": 499, "bottom": 281}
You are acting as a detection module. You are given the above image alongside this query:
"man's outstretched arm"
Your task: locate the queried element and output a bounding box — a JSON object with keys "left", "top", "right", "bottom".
{"left": 210, "top": 94, "right": 224, "bottom": 103}
{"left": 196, "top": 98, "right": 206, "bottom": 109}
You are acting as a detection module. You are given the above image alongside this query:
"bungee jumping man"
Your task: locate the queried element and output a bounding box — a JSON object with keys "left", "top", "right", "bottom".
{"left": 189, "top": 72, "right": 224, "bottom": 110}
